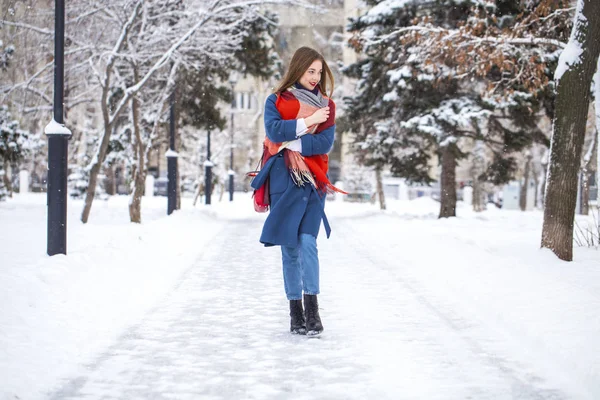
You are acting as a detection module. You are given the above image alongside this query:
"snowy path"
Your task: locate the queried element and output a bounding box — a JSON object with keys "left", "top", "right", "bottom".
{"left": 48, "top": 217, "right": 572, "bottom": 400}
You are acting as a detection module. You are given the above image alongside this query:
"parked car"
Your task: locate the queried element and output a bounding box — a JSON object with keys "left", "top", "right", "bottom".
{"left": 344, "top": 191, "right": 376, "bottom": 204}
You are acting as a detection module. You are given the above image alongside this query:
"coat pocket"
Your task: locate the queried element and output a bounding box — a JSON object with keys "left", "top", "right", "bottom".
{"left": 269, "top": 156, "right": 289, "bottom": 194}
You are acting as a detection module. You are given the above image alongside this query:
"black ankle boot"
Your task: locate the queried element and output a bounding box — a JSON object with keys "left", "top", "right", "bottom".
{"left": 303, "top": 294, "right": 323, "bottom": 336}
{"left": 289, "top": 299, "right": 306, "bottom": 335}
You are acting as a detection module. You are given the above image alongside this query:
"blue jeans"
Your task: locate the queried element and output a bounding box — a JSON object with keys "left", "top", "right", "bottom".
{"left": 281, "top": 233, "right": 320, "bottom": 300}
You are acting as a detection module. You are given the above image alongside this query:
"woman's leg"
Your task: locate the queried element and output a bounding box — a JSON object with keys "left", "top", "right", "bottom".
{"left": 299, "top": 233, "right": 323, "bottom": 336}
{"left": 281, "top": 243, "right": 306, "bottom": 334}
{"left": 281, "top": 244, "right": 302, "bottom": 300}
{"left": 299, "top": 233, "right": 320, "bottom": 295}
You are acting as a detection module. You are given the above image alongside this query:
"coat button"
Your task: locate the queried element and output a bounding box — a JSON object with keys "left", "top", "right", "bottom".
{"left": 302, "top": 196, "right": 308, "bottom": 201}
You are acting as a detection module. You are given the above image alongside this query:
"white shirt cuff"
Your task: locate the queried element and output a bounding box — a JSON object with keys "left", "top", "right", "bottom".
{"left": 296, "top": 118, "right": 308, "bottom": 137}
{"left": 286, "top": 138, "right": 302, "bottom": 152}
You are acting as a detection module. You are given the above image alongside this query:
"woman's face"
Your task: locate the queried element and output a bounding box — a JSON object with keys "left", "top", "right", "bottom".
{"left": 298, "top": 59, "right": 323, "bottom": 91}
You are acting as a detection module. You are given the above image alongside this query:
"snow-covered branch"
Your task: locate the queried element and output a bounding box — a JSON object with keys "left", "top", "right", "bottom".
{"left": 103, "top": 0, "right": 144, "bottom": 86}
{"left": 0, "top": 20, "right": 87, "bottom": 48}
{"left": 358, "top": 0, "right": 573, "bottom": 97}
{"left": 555, "top": 0, "right": 586, "bottom": 81}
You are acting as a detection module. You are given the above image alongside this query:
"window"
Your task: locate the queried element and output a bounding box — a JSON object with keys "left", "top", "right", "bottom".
{"left": 235, "top": 92, "right": 255, "bottom": 110}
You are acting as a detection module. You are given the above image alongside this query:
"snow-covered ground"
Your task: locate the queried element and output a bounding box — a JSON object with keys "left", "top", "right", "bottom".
{"left": 1, "top": 192, "right": 599, "bottom": 399}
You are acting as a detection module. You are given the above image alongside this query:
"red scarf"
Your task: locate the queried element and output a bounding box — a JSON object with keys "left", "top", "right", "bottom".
{"left": 263, "top": 89, "right": 346, "bottom": 195}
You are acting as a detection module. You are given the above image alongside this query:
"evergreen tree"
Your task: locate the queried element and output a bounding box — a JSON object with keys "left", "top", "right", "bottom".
{"left": 344, "top": 0, "right": 563, "bottom": 217}
{"left": 344, "top": 0, "right": 478, "bottom": 217}
{"left": 0, "top": 105, "right": 32, "bottom": 199}
{"left": 0, "top": 40, "right": 15, "bottom": 71}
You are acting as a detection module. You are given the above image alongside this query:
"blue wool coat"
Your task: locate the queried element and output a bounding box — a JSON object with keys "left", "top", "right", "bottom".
{"left": 251, "top": 93, "right": 336, "bottom": 248}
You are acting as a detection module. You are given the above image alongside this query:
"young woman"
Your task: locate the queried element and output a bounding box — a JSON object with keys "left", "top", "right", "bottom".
{"left": 250, "top": 47, "right": 345, "bottom": 337}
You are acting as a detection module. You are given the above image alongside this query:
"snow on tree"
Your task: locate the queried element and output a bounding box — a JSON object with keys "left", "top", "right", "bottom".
{"left": 0, "top": 105, "right": 33, "bottom": 198}
{"left": 345, "top": 0, "right": 507, "bottom": 217}
{"left": 344, "top": 1, "right": 442, "bottom": 211}
{"left": 401, "top": 97, "right": 490, "bottom": 217}
{"left": 2, "top": 0, "right": 316, "bottom": 222}
{"left": 0, "top": 40, "right": 15, "bottom": 71}
{"left": 381, "top": 0, "right": 572, "bottom": 98}
{"left": 344, "top": 0, "right": 572, "bottom": 219}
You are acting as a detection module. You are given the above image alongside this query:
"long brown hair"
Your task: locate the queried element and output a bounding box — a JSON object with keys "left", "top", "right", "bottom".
{"left": 274, "top": 47, "right": 335, "bottom": 98}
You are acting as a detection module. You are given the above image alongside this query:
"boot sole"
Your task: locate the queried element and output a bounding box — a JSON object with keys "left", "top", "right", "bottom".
{"left": 291, "top": 328, "right": 307, "bottom": 335}
{"left": 306, "top": 329, "right": 323, "bottom": 337}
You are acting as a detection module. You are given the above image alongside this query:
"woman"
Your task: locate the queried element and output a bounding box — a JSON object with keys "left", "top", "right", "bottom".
{"left": 250, "top": 47, "right": 345, "bottom": 337}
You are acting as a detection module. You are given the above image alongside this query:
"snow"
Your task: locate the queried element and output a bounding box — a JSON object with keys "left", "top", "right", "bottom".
{"left": 387, "top": 66, "right": 412, "bottom": 82}
{"left": 360, "top": 0, "right": 413, "bottom": 24}
{"left": 0, "top": 194, "right": 225, "bottom": 399}
{"left": 43, "top": 119, "right": 72, "bottom": 136}
{"left": 165, "top": 149, "right": 179, "bottom": 157}
{"left": 2, "top": 193, "right": 600, "bottom": 399}
{"left": 382, "top": 90, "right": 399, "bottom": 102}
{"left": 402, "top": 97, "right": 489, "bottom": 141}
{"left": 554, "top": 0, "right": 586, "bottom": 81}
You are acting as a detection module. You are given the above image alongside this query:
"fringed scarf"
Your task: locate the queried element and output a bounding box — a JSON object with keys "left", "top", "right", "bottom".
{"left": 263, "top": 86, "right": 346, "bottom": 195}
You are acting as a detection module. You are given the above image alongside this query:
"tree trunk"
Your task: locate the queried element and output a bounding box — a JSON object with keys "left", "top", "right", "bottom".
{"left": 0, "top": 165, "right": 6, "bottom": 200}
{"left": 105, "top": 164, "right": 116, "bottom": 196}
{"left": 541, "top": 0, "right": 600, "bottom": 261}
{"left": 580, "top": 133, "right": 596, "bottom": 215}
{"left": 472, "top": 179, "right": 486, "bottom": 212}
{"left": 3, "top": 160, "right": 12, "bottom": 197}
{"left": 176, "top": 168, "right": 181, "bottom": 210}
{"left": 80, "top": 3, "right": 142, "bottom": 224}
{"left": 439, "top": 144, "right": 457, "bottom": 218}
{"left": 471, "top": 141, "right": 486, "bottom": 212}
{"left": 375, "top": 167, "right": 386, "bottom": 210}
{"left": 533, "top": 164, "right": 540, "bottom": 209}
{"left": 129, "top": 67, "right": 145, "bottom": 223}
{"left": 519, "top": 153, "right": 532, "bottom": 211}
{"left": 219, "top": 181, "right": 225, "bottom": 202}
{"left": 596, "top": 60, "right": 600, "bottom": 191}
{"left": 538, "top": 154, "right": 548, "bottom": 209}
{"left": 81, "top": 94, "right": 112, "bottom": 223}
{"left": 193, "top": 179, "right": 204, "bottom": 206}
{"left": 580, "top": 170, "right": 590, "bottom": 215}
{"left": 175, "top": 99, "right": 181, "bottom": 210}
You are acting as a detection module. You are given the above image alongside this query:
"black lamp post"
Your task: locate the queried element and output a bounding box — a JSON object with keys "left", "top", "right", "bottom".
{"left": 46, "top": 0, "right": 71, "bottom": 256}
{"left": 204, "top": 129, "right": 212, "bottom": 205}
{"left": 167, "top": 89, "right": 178, "bottom": 215}
{"left": 228, "top": 73, "right": 237, "bottom": 202}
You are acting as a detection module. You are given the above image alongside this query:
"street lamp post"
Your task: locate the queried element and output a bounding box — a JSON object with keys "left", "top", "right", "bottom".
{"left": 45, "top": 0, "right": 72, "bottom": 256}
{"left": 204, "top": 129, "right": 212, "bottom": 205}
{"left": 166, "top": 89, "right": 178, "bottom": 215}
{"left": 228, "top": 73, "right": 237, "bottom": 202}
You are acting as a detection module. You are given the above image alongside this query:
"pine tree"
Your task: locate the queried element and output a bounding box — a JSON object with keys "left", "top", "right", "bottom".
{"left": 344, "top": 0, "right": 563, "bottom": 217}
{"left": 344, "top": 0, "right": 480, "bottom": 217}
{"left": 0, "top": 105, "right": 32, "bottom": 199}
{"left": 0, "top": 40, "right": 15, "bottom": 71}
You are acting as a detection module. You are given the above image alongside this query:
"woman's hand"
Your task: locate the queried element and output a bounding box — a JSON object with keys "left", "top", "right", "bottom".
{"left": 305, "top": 107, "right": 330, "bottom": 127}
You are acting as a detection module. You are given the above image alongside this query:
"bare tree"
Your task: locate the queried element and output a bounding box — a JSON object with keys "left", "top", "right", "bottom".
{"left": 2, "top": 0, "right": 316, "bottom": 223}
